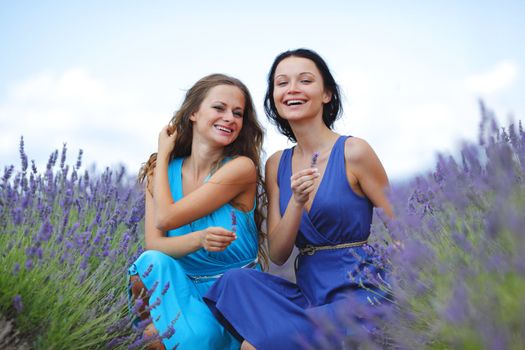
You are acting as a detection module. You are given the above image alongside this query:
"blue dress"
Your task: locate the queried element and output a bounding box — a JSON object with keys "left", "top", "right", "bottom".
{"left": 204, "top": 136, "right": 388, "bottom": 349}
{"left": 128, "top": 157, "right": 259, "bottom": 350}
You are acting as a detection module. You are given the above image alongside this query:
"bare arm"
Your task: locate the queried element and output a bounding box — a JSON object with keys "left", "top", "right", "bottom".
{"left": 266, "top": 151, "right": 320, "bottom": 265}
{"left": 153, "top": 153, "right": 257, "bottom": 231}
{"left": 345, "top": 137, "right": 393, "bottom": 218}
{"left": 145, "top": 184, "right": 200, "bottom": 256}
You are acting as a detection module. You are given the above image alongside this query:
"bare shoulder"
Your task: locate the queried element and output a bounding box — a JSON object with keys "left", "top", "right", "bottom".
{"left": 344, "top": 136, "right": 376, "bottom": 164}
{"left": 211, "top": 156, "right": 257, "bottom": 181}
{"left": 265, "top": 150, "right": 284, "bottom": 179}
{"left": 266, "top": 150, "right": 284, "bottom": 170}
{"left": 228, "top": 155, "right": 256, "bottom": 169}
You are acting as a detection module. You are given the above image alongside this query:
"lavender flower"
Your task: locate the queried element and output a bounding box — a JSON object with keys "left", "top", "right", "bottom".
{"left": 13, "top": 295, "right": 23, "bottom": 313}
{"left": 19, "top": 136, "right": 28, "bottom": 173}
{"left": 310, "top": 151, "right": 320, "bottom": 168}
{"left": 230, "top": 209, "right": 237, "bottom": 234}
{"left": 142, "top": 264, "right": 154, "bottom": 279}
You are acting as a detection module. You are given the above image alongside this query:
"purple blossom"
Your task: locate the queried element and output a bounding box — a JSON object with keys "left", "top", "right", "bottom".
{"left": 161, "top": 281, "right": 170, "bottom": 296}
{"left": 230, "top": 209, "right": 237, "bottom": 233}
{"left": 75, "top": 149, "right": 83, "bottom": 169}
{"left": 36, "top": 219, "right": 53, "bottom": 242}
{"left": 2, "top": 164, "right": 15, "bottom": 182}
{"left": 310, "top": 151, "right": 319, "bottom": 168}
{"left": 13, "top": 295, "right": 23, "bottom": 313}
{"left": 142, "top": 264, "right": 154, "bottom": 279}
{"left": 19, "top": 136, "right": 28, "bottom": 173}
{"left": 131, "top": 298, "right": 144, "bottom": 317}
{"left": 25, "top": 259, "right": 33, "bottom": 271}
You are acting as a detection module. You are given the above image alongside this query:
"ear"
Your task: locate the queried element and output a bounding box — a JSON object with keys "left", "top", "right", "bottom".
{"left": 189, "top": 112, "right": 197, "bottom": 122}
{"left": 322, "top": 90, "right": 332, "bottom": 104}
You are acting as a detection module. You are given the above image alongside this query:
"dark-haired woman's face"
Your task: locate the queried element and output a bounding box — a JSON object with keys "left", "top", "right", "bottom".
{"left": 272, "top": 56, "right": 331, "bottom": 122}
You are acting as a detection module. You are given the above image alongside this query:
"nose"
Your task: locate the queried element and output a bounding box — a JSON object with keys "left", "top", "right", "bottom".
{"left": 222, "top": 110, "right": 234, "bottom": 122}
{"left": 287, "top": 79, "right": 300, "bottom": 94}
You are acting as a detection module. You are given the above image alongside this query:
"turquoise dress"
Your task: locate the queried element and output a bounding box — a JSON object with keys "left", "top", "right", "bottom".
{"left": 128, "top": 157, "right": 259, "bottom": 350}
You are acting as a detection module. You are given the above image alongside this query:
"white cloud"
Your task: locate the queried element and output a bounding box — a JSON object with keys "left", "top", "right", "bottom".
{"left": 465, "top": 60, "right": 519, "bottom": 96}
{"left": 0, "top": 69, "right": 164, "bottom": 173}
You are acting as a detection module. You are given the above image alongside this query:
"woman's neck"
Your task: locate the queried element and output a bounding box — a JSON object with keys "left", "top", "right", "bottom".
{"left": 290, "top": 119, "right": 339, "bottom": 156}
{"left": 186, "top": 139, "right": 224, "bottom": 181}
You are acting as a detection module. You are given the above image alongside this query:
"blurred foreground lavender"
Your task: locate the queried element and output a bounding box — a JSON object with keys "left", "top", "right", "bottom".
{"left": 318, "top": 103, "right": 525, "bottom": 350}
{"left": 0, "top": 142, "right": 145, "bottom": 349}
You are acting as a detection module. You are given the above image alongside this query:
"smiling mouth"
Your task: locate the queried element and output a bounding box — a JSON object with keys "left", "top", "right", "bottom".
{"left": 214, "top": 125, "right": 233, "bottom": 133}
{"left": 285, "top": 100, "right": 305, "bottom": 106}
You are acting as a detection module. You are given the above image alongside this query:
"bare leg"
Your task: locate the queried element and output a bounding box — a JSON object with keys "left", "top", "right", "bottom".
{"left": 241, "top": 340, "right": 256, "bottom": 350}
{"left": 130, "top": 275, "right": 166, "bottom": 350}
{"left": 130, "top": 275, "right": 150, "bottom": 321}
{"left": 143, "top": 323, "right": 166, "bottom": 350}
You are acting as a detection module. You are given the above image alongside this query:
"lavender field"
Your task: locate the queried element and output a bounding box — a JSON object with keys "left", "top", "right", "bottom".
{"left": 1, "top": 103, "right": 524, "bottom": 349}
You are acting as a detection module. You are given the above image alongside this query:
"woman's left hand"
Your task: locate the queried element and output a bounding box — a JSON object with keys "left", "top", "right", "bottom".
{"left": 158, "top": 125, "right": 177, "bottom": 157}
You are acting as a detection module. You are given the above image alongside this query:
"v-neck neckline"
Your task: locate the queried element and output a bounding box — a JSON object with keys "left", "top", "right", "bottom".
{"left": 290, "top": 135, "right": 342, "bottom": 216}
{"left": 179, "top": 157, "right": 213, "bottom": 198}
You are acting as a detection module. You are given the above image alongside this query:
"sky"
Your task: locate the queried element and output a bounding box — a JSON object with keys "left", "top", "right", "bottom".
{"left": 1, "top": 0, "right": 523, "bottom": 182}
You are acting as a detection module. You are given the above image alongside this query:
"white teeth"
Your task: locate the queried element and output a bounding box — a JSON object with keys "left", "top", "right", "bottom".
{"left": 215, "top": 125, "right": 232, "bottom": 133}
{"left": 286, "top": 100, "right": 304, "bottom": 106}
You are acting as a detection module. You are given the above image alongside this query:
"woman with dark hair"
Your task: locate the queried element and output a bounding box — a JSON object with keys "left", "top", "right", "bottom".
{"left": 129, "top": 73, "right": 267, "bottom": 350}
{"left": 205, "top": 49, "right": 393, "bottom": 349}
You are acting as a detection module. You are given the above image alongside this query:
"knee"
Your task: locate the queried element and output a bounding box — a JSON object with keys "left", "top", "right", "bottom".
{"left": 216, "top": 268, "right": 259, "bottom": 290}
{"left": 139, "top": 250, "right": 173, "bottom": 267}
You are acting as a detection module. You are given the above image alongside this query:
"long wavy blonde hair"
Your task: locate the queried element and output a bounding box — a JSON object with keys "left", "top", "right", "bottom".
{"left": 138, "top": 73, "right": 268, "bottom": 269}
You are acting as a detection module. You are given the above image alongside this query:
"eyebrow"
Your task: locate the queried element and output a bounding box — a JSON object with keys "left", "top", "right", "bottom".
{"left": 211, "top": 100, "right": 244, "bottom": 110}
{"left": 274, "top": 72, "right": 315, "bottom": 79}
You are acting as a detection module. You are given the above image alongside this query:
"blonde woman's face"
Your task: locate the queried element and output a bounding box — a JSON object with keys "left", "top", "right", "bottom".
{"left": 190, "top": 85, "right": 245, "bottom": 146}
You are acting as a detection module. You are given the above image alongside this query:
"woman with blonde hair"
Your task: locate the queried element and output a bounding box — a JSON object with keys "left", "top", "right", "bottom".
{"left": 129, "top": 73, "right": 266, "bottom": 350}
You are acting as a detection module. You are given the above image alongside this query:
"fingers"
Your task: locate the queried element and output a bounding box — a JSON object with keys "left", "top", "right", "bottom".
{"left": 167, "top": 124, "right": 177, "bottom": 136}
{"left": 289, "top": 169, "right": 320, "bottom": 205}
{"left": 158, "top": 125, "right": 177, "bottom": 155}
{"left": 290, "top": 170, "right": 319, "bottom": 192}
{"left": 159, "top": 125, "right": 176, "bottom": 140}
{"left": 202, "top": 227, "right": 236, "bottom": 252}
{"left": 290, "top": 168, "right": 319, "bottom": 181}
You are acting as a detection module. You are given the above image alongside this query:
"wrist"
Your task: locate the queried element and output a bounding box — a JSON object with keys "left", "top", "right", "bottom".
{"left": 289, "top": 197, "right": 305, "bottom": 209}
{"left": 192, "top": 230, "right": 205, "bottom": 249}
{"left": 156, "top": 152, "right": 170, "bottom": 165}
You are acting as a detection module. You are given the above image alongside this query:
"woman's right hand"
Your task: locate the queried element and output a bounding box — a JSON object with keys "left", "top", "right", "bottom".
{"left": 290, "top": 168, "right": 320, "bottom": 207}
{"left": 199, "top": 227, "right": 237, "bottom": 252}
{"left": 157, "top": 125, "right": 177, "bottom": 157}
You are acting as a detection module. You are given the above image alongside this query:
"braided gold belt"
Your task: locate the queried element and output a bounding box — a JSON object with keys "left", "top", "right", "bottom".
{"left": 298, "top": 240, "right": 368, "bottom": 256}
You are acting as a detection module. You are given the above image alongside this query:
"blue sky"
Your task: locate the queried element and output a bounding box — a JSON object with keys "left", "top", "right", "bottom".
{"left": 1, "top": 0, "right": 523, "bottom": 181}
